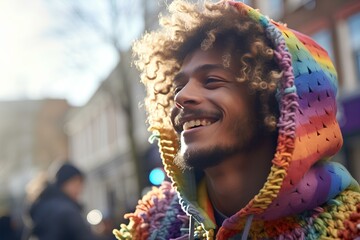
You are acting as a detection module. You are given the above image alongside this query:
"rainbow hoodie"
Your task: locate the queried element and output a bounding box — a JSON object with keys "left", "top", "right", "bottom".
{"left": 114, "top": 1, "right": 360, "bottom": 239}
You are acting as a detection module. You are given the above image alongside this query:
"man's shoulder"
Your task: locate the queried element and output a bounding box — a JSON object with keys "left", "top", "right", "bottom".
{"left": 113, "top": 181, "right": 189, "bottom": 239}
{"left": 39, "top": 195, "right": 81, "bottom": 218}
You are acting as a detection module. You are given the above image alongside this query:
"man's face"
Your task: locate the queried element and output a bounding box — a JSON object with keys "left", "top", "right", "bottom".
{"left": 61, "top": 176, "right": 84, "bottom": 201}
{"left": 171, "top": 47, "right": 259, "bottom": 170}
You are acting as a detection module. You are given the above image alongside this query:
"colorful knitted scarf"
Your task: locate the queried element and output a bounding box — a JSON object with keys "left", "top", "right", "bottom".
{"left": 114, "top": 1, "right": 360, "bottom": 239}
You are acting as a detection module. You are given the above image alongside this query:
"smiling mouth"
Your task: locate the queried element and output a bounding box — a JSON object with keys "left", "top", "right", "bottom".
{"left": 183, "top": 119, "right": 215, "bottom": 131}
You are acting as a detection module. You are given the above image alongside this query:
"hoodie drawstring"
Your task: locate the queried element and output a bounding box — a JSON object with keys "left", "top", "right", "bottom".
{"left": 241, "top": 214, "right": 254, "bottom": 240}
{"left": 188, "top": 214, "right": 254, "bottom": 240}
{"left": 189, "top": 216, "right": 195, "bottom": 240}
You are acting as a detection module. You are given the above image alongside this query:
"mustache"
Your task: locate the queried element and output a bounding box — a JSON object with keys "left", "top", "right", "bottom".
{"left": 173, "top": 108, "right": 221, "bottom": 127}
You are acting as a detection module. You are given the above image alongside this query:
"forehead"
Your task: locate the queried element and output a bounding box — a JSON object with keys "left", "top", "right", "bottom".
{"left": 182, "top": 47, "right": 227, "bottom": 70}
{"left": 176, "top": 47, "right": 238, "bottom": 79}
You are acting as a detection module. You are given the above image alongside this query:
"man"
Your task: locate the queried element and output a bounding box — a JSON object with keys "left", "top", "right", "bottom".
{"left": 114, "top": 0, "right": 360, "bottom": 239}
{"left": 25, "top": 163, "right": 99, "bottom": 240}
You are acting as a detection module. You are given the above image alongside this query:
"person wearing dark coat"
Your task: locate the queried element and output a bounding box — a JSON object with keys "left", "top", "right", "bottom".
{"left": 0, "top": 214, "right": 20, "bottom": 240}
{"left": 25, "top": 163, "right": 98, "bottom": 240}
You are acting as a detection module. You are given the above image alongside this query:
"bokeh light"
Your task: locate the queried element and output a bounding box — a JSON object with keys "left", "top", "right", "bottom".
{"left": 149, "top": 167, "right": 165, "bottom": 185}
{"left": 87, "top": 209, "right": 103, "bottom": 225}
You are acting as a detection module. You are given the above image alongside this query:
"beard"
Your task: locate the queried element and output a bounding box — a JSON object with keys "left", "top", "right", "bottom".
{"left": 174, "top": 117, "right": 267, "bottom": 171}
{"left": 174, "top": 145, "right": 239, "bottom": 171}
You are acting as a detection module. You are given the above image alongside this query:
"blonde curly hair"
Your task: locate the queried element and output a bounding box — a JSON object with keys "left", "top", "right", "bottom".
{"left": 133, "top": 0, "right": 282, "bottom": 133}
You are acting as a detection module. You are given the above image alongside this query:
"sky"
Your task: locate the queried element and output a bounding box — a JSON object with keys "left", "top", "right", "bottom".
{"left": 0, "top": 0, "right": 122, "bottom": 106}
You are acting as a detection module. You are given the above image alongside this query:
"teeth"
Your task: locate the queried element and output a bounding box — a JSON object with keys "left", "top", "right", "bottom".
{"left": 183, "top": 119, "right": 212, "bottom": 130}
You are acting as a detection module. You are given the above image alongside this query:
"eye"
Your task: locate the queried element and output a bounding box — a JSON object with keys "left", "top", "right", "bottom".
{"left": 206, "top": 77, "right": 220, "bottom": 83}
{"left": 204, "top": 77, "right": 224, "bottom": 88}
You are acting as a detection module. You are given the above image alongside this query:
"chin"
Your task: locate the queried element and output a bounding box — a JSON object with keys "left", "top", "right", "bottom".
{"left": 175, "top": 144, "right": 239, "bottom": 171}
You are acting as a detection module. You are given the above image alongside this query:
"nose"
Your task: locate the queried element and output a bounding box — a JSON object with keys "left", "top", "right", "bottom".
{"left": 174, "top": 80, "right": 202, "bottom": 109}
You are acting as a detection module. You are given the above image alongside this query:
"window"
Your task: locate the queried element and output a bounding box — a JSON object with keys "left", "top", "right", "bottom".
{"left": 286, "top": 0, "right": 304, "bottom": 12}
{"left": 270, "top": 0, "right": 284, "bottom": 19}
{"left": 241, "top": 0, "right": 252, "bottom": 6}
{"left": 311, "top": 29, "right": 335, "bottom": 61}
{"left": 286, "top": 0, "right": 316, "bottom": 12}
{"left": 258, "top": 0, "right": 284, "bottom": 20}
{"left": 348, "top": 12, "right": 360, "bottom": 81}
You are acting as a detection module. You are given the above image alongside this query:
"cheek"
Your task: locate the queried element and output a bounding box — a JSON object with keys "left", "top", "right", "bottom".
{"left": 230, "top": 92, "right": 255, "bottom": 117}
{"left": 219, "top": 95, "right": 249, "bottom": 117}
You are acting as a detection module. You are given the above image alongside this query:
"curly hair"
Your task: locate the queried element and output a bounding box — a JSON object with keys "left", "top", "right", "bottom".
{"left": 133, "top": 0, "right": 282, "bottom": 133}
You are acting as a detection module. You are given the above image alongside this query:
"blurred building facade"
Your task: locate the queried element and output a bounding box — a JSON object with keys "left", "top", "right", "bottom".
{"left": 65, "top": 58, "right": 151, "bottom": 222}
{"left": 64, "top": 2, "right": 167, "bottom": 223}
{"left": 0, "top": 99, "right": 70, "bottom": 215}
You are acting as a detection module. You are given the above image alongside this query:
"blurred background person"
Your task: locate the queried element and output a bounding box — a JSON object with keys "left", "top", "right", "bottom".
{"left": 0, "top": 214, "right": 20, "bottom": 240}
{"left": 22, "top": 162, "right": 99, "bottom": 240}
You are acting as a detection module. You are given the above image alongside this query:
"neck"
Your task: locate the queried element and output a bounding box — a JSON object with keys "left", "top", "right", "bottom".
{"left": 204, "top": 134, "right": 277, "bottom": 217}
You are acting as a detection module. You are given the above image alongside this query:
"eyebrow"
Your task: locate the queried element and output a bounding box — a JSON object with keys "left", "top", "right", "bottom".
{"left": 173, "top": 64, "right": 234, "bottom": 84}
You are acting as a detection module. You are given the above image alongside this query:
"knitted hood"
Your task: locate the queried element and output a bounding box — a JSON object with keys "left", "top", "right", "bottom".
{"left": 144, "top": 1, "right": 360, "bottom": 238}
